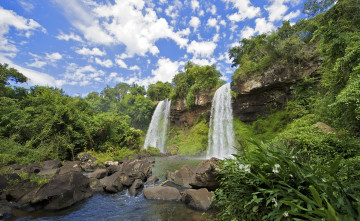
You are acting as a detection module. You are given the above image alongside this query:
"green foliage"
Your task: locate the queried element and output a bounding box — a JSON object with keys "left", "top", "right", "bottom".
{"left": 0, "top": 63, "right": 28, "bottom": 97}
{"left": 167, "top": 120, "right": 209, "bottom": 156}
{"left": 143, "top": 146, "right": 161, "bottom": 156}
{"left": 170, "top": 61, "right": 223, "bottom": 108}
{"left": 214, "top": 141, "right": 360, "bottom": 221}
{"left": 148, "top": 81, "right": 172, "bottom": 101}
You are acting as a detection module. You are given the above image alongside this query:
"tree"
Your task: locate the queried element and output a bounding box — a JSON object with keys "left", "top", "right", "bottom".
{"left": 0, "top": 63, "right": 27, "bottom": 96}
{"left": 147, "top": 81, "right": 172, "bottom": 101}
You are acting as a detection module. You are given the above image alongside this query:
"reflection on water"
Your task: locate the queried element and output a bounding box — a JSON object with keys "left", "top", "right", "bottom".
{"left": 12, "top": 157, "right": 211, "bottom": 221}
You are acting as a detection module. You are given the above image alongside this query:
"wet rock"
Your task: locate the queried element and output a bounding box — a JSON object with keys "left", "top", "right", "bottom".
{"left": 120, "top": 159, "right": 152, "bottom": 186}
{"left": 88, "top": 168, "right": 108, "bottom": 179}
{"left": 59, "top": 161, "right": 82, "bottom": 174}
{"left": 4, "top": 180, "right": 37, "bottom": 203}
{"left": 0, "top": 175, "right": 8, "bottom": 191}
{"left": 181, "top": 188, "right": 214, "bottom": 211}
{"left": 106, "top": 165, "right": 122, "bottom": 176}
{"left": 99, "top": 171, "right": 124, "bottom": 193}
{"left": 146, "top": 157, "right": 156, "bottom": 164}
{"left": 143, "top": 186, "right": 181, "bottom": 201}
{"left": 79, "top": 161, "right": 96, "bottom": 172}
{"left": 20, "top": 171, "right": 93, "bottom": 210}
{"left": 89, "top": 178, "right": 103, "bottom": 192}
{"left": 0, "top": 200, "right": 12, "bottom": 220}
{"left": 37, "top": 168, "right": 59, "bottom": 176}
{"left": 129, "top": 179, "right": 144, "bottom": 196}
{"left": 41, "top": 160, "right": 62, "bottom": 170}
{"left": 189, "top": 157, "right": 221, "bottom": 191}
{"left": 167, "top": 164, "right": 194, "bottom": 188}
{"left": 144, "top": 175, "right": 159, "bottom": 185}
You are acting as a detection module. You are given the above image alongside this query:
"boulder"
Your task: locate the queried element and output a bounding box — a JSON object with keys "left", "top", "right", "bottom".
{"left": 0, "top": 200, "right": 12, "bottom": 220}
{"left": 37, "top": 168, "right": 59, "bottom": 176}
{"left": 146, "top": 157, "right": 156, "bottom": 164}
{"left": 167, "top": 164, "right": 194, "bottom": 188}
{"left": 99, "top": 171, "right": 124, "bottom": 193}
{"left": 120, "top": 159, "right": 152, "bottom": 186}
{"left": 104, "top": 161, "right": 119, "bottom": 167}
{"left": 79, "top": 161, "right": 96, "bottom": 172}
{"left": 77, "top": 152, "right": 97, "bottom": 162}
{"left": 22, "top": 162, "right": 41, "bottom": 174}
{"left": 181, "top": 188, "right": 214, "bottom": 211}
{"left": 0, "top": 175, "right": 8, "bottom": 191}
{"left": 143, "top": 186, "right": 181, "bottom": 201}
{"left": 88, "top": 168, "right": 108, "bottom": 179}
{"left": 89, "top": 178, "right": 103, "bottom": 192}
{"left": 20, "top": 171, "right": 93, "bottom": 210}
{"left": 144, "top": 175, "right": 159, "bottom": 185}
{"left": 59, "top": 161, "right": 83, "bottom": 174}
{"left": 41, "top": 160, "right": 62, "bottom": 170}
{"left": 106, "top": 165, "right": 122, "bottom": 176}
{"left": 3, "top": 179, "right": 37, "bottom": 203}
{"left": 189, "top": 158, "right": 221, "bottom": 191}
{"left": 128, "top": 179, "right": 144, "bottom": 196}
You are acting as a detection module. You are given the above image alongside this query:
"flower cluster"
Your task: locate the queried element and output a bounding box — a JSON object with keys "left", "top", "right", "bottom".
{"left": 272, "top": 164, "right": 280, "bottom": 173}
{"left": 239, "top": 164, "right": 251, "bottom": 173}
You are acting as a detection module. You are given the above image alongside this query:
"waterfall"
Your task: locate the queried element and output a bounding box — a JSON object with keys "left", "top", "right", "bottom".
{"left": 143, "top": 99, "right": 171, "bottom": 153}
{"left": 207, "top": 83, "right": 236, "bottom": 159}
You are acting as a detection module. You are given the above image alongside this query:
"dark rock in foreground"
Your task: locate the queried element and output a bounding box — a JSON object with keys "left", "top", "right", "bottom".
{"left": 144, "top": 175, "right": 159, "bottom": 185}
{"left": 100, "top": 171, "right": 124, "bottom": 193}
{"left": 129, "top": 179, "right": 143, "bottom": 196}
{"left": 189, "top": 157, "right": 220, "bottom": 191}
{"left": 0, "top": 200, "right": 12, "bottom": 220}
{"left": 88, "top": 168, "right": 107, "bottom": 179}
{"left": 0, "top": 175, "right": 8, "bottom": 191}
{"left": 167, "top": 164, "right": 194, "bottom": 188}
{"left": 143, "top": 186, "right": 181, "bottom": 201}
{"left": 182, "top": 188, "right": 214, "bottom": 211}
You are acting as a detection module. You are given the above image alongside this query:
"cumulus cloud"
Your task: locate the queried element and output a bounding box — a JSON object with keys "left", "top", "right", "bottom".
{"left": 115, "top": 56, "right": 128, "bottom": 69}
{"left": 283, "top": 10, "right": 300, "bottom": 21}
{"left": 18, "top": 1, "right": 35, "bottom": 12}
{"left": 239, "top": 17, "right": 275, "bottom": 40}
{"left": 207, "top": 18, "right": 220, "bottom": 32}
{"left": 187, "top": 40, "right": 217, "bottom": 57}
{"left": 222, "top": 0, "right": 261, "bottom": 22}
{"left": 240, "top": 26, "right": 255, "bottom": 39}
{"left": 27, "top": 52, "right": 63, "bottom": 68}
{"left": 0, "top": 6, "right": 45, "bottom": 53}
{"left": 75, "top": 47, "right": 106, "bottom": 56}
{"left": 191, "top": 0, "right": 200, "bottom": 11}
{"left": 189, "top": 16, "right": 201, "bottom": 32}
{"left": 63, "top": 63, "right": 105, "bottom": 86}
{"left": 56, "top": 32, "right": 83, "bottom": 42}
{"left": 151, "top": 58, "right": 183, "bottom": 83}
{"left": 95, "top": 57, "right": 113, "bottom": 68}
{"left": 265, "top": 0, "right": 289, "bottom": 22}
{"left": 207, "top": 5, "right": 217, "bottom": 15}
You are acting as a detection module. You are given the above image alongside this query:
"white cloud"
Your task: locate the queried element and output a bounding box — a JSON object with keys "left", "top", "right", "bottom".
{"left": 27, "top": 52, "right": 62, "bottom": 68}
{"left": 283, "top": 10, "right": 300, "bottom": 21}
{"left": 265, "top": 0, "right": 289, "bottom": 22}
{"left": 213, "top": 33, "right": 220, "bottom": 42}
{"left": 255, "top": 18, "right": 275, "bottom": 34}
{"left": 240, "top": 26, "right": 255, "bottom": 39}
{"left": 189, "top": 16, "right": 201, "bottom": 32}
{"left": 207, "top": 18, "right": 220, "bottom": 32}
{"left": 75, "top": 47, "right": 106, "bottom": 56}
{"left": 220, "top": 19, "right": 226, "bottom": 26}
{"left": 115, "top": 57, "right": 128, "bottom": 69}
{"left": 222, "top": 0, "right": 261, "bottom": 22}
{"left": 129, "top": 65, "right": 140, "bottom": 71}
{"left": 18, "top": 1, "right": 35, "bottom": 12}
{"left": 0, "top": 53, "right": 62, "bottom": 87}
{"left": 0, "top": 6, "right": 45, "bottom": 53}
{"left": 64, "top": 63, "right": 105, "bottom": 86}
{"left": 56, "top": 32, "right": 83, "bottom": 42}
{"left": 191, "top": 0, "right": 200, "bottom": 11}
{"left": 95, "top": 57, "right": 113, "bottom": 68}
{"left": 190, "top": 57, "right": 216, "bottom": 66}
{"left": 207, "top": 5, "right": 217, "bottom": 15}
{"left": 151, "top": 58, "right": 183, "bottom": 83}
{"left": 187, "top": 41, "right": 217, "bottom": 57}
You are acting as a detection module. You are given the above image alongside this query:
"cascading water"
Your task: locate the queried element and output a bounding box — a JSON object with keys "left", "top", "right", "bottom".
{"left": 143, "top": 99, "right": 171, "bottom": 153}
{"left": 207, "top": 83, "right": 236, "bottom": 159}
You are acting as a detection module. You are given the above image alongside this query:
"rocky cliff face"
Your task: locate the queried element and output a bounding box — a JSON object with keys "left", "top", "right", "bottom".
{"left": 231, "top": 61, "right": 321, "bottom": 122}
{"left": 170, "top": 89, "right": 215, "bottom": 128}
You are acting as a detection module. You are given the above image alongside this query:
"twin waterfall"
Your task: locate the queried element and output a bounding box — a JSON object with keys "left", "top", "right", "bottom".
{"left": 143, "top": 99, "right": 171, "bottom": 153}
{"left": 143, "top": 83, "right": 236, "bottom": 159}
{"left": 206, "top": 83, "right": 236, "bottom": 159}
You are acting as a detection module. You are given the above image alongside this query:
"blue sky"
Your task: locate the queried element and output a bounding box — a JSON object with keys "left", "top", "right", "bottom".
{"left": 0, "top": 0, "right": 306, "bottom": 96}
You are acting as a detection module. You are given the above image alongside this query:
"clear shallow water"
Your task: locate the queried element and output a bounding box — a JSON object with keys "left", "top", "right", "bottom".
{"left": 11, "top": 157, "right": 210, "bottom": 221}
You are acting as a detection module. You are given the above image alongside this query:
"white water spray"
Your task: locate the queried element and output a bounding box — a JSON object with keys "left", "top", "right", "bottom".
{"left": 143, "top": 99, "right": 171, "bottom": 153}
{"left": 207, "top": 83, "right": 236, "bottom": 159}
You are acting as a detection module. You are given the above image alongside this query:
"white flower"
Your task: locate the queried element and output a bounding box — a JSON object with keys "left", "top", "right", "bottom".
{"left": 239, "top": 164, "right": 251, "bottom": 173}
{"left": 322, "top": 178, "right": 327, "bottom": 183}
{"left": 283, "top": 211, "right": 289, "bottom": 217}
{"left": 272, "top": 198, "right": 278, "bottom": 207}
{"left": 290, "top": 174, "right": 294, "bottom": 178}
{"left": 272, "top": 164, "right": 280, "bottom": 174}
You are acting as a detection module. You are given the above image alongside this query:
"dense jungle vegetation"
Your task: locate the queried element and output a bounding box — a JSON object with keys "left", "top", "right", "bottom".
{"left": 214, "top": 0, "right": 360, "bottom": 220}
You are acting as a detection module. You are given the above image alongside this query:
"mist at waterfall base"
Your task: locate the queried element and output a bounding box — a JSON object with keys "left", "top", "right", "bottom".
{"left": 207, "top": 83, "right": 236, "bottom": 159}
{"left": 143, "top": 99, "right": 171, "bottom": 153}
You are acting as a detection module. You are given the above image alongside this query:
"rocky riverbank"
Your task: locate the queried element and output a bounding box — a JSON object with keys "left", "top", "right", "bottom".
{"left": 0, "top": 153, "right": 221, "bottom": 220}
